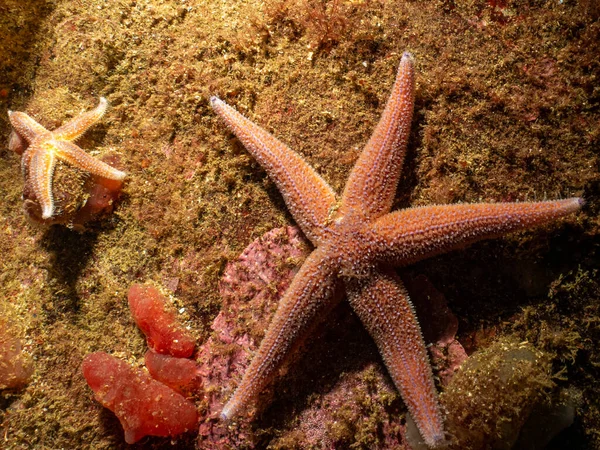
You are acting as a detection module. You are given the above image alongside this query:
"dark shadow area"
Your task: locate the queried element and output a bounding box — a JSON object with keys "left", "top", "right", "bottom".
{"left": 0, "top": 391, "right": 21, "bottom": 412}
{"left": 394, "top": 92, "right": 429, "bottom": 210}
{"left": 545, "top": 419, "right": 589, "bottom": 450}
{"left": 409, "top": 218, "right": 592, "bottom": 338}
{"left": 39, "top": 226, "right": 100, "bottom": 321}
{"left": 255, "top": 300, "right": 401, "bottom": 444}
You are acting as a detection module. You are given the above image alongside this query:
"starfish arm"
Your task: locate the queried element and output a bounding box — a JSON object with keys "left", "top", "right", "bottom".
{"left": 370, "top": 198, "right": 583, "bottom": 265}
{"left": 346, "top": 270, "right": 444, "bottom": 448}
{"left": 53, "top": 140, "right": 126, "bottom": 180}
{"left": 53, "top": 97, "right": 108, "bottom": 141}
{"left": 340, "top": 52, "right": 415, "bottom": 220}
{"left": 221, "top": 246, "right": 340, "bottom": 420}
{"left": 29, "top": 146, "right": 57, "bottom": 219}
{"left": 211, "top": 96, "right": 337, "bottom": 246}
{"left": 7, "top": 111, "right": 50, "bottom": 143}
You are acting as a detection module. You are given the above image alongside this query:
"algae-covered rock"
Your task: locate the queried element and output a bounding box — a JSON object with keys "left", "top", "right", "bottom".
{"left": 0, "top": 318, "right": 33, "bottom": 391}
{"left": 439, "top": 338, "right": 554, "bottom": 450}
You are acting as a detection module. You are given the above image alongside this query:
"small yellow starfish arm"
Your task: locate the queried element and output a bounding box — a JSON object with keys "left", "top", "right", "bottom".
{"left": 7, "top": 111, "right": 50, "bottom": 143}
{"left": 7, "top": 97, "right": 126, "bottom": 220}
{"left": 52, "top": 140, "right": 126, "bottom": 181}
{"left": 340, "top": 51, "right": 416, "bottom": 220}
{"left": 29, "top": 145, "right": 56, "bottom": 220}
{"left": 210, "top": 96, "right": 337, "bottom": 246}
{"left": 53, "top": 96, "right": 108, "bottom": 141}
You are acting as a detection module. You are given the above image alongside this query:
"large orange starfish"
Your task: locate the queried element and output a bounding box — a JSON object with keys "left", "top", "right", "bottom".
{"left": 211, "top": 52, "right": 582, "bottom": 447}
{"left": 8, "top": 97, "right": 126, "bottom": 221}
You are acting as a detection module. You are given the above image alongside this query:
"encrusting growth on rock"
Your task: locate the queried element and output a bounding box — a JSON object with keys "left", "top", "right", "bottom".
{"left": 0, "top": 316, "right": 33, "bottom": 390}
{"left": 211, "top": 52, "right": 582, "bottom": 447}
{"left": 128, "top": 282, "right": 196, "bottom": 358}
{"left": 82, "top": 352, "right": 198, "bottom": 444}
{"left": 438, "top": 338, "right": 555, "bottom": 449}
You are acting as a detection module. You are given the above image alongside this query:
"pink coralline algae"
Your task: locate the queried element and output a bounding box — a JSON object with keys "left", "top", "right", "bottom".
{"left": 128, "top": 283, "right": 196, "bottom": 357}
{"left": 194, "top": 226, "right": 467, "bottom": 448}
{"left": 82, "top": 352, "right": 198, "bottom": 444}
{"left": 196, "top": 226, "right": 310, "bottom": 449}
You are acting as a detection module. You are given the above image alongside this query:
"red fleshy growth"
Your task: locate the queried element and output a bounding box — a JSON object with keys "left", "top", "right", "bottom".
{"left": 145, "top": 350, "right": 202, "bottom": 396}
{"left": 128, "top": 283, "right": 195, "bottom": 357}
{"left": 8, "top": 130, "right": 27, "bottom": 155}
{"left": 82, "top": 352, "right": 198, "bottom": 444}
{"left": 71, "top": 175, "right": 123, "bottom": 226}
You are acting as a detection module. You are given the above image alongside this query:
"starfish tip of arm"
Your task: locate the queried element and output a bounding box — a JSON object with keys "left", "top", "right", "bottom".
{"left": 98, "top": 97, "right": 108, "bottom": 110}
{"left": 41, "top": 206, "right": 54, "bottom": 220}
{"left": 209, "top": 96, "right": 223, "bottom": 108}
{"left": 563, "top": 197, "right": 585, "bottom": 213}
{"left": 220, "top": 403, "right": 233, "bottom": 421}
{"left": 97, "top": 97, "right": 108, "bottom": 115}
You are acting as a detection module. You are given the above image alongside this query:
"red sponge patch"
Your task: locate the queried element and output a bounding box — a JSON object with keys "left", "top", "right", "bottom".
{"left": 82, "top": 352, "right": 198, "bottom": 444}
{"left": 145, "top": 350, "right": 202, "bottom": 396}
{"left": 128, "top": 283, "right": 195, "bottom": 357}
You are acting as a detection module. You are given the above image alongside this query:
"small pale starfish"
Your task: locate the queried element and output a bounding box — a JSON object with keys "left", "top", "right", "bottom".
{"left": 211, "top": 52, "right": 582, "bottom": 447}
{"left": 8, "top": 97, "right": 126, "bottom": 220}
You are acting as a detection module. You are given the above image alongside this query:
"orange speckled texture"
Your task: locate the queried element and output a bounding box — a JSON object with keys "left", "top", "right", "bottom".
{"left": 0, "top": 318, "right": 33, "bottom": 390}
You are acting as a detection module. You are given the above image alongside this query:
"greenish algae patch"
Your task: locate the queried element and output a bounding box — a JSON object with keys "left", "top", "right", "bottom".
{"left": 440, "top": 338, "right": 553, "bottom": 449}
{"left": 0, "top": 0, "right": 599, "bottom": 449}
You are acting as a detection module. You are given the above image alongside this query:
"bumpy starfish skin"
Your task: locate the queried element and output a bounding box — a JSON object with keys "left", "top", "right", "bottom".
{"left": 210, "top": 92, "right": 337, "bottom": 245}
{"left": 211, "top": 52, "right": 582, "bottom": 447}
{"left": 8, "top": 97, "right": 126, "bottom": 220}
